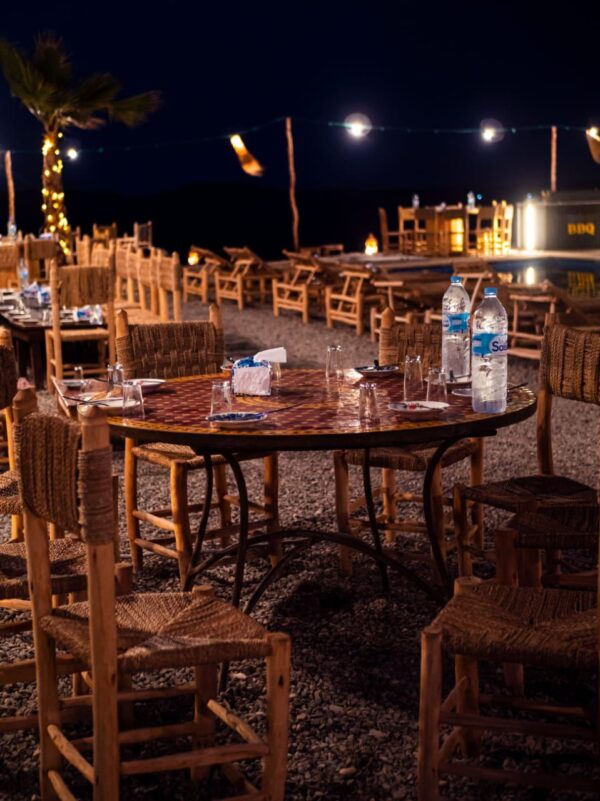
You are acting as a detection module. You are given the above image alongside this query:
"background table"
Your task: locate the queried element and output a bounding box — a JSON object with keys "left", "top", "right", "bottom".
{"left": 107, "top": 369, "right": 536, "bottom": 604}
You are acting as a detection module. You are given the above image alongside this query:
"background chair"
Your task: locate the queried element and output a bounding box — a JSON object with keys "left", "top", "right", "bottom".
{"left": 273, "top": 251, "right": 321, "bottom": 324}
{"left": 45, "top": 261, "right": 116, "bottom": 387}
{"left": 454, "top": 321, "right": 600, "bottom": 578}
{"left": 183, "top": 247, "right": 231, "bottom": 304}
{"left": 216, "top": 247, "right": 272, "bottom": 310}
{"left": 324, "top": 267, "right": 374, "bottom": 336}
{"left": 334, "top": 308, "right": 483, "bottom": 573}
{"left": 115, "top": 308, "right": 279, "bottom": 584}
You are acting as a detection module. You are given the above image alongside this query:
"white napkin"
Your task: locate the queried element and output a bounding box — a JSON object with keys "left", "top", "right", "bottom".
{"left": 254, "top": 347, "right": 287, "bottom": 363}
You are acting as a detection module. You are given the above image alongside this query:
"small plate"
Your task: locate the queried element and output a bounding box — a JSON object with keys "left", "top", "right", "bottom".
{"left": 206, "top": 411, "right": 267, "bottom": 428}
{"left": 129, "top": 378, "right": 166, "bottom": 394}
{"left": 79, "top": 394, "right": 127, "bottom": 409}
{"left": 355, "top": 365, "right": 399, "bottom": 377}
{"left": 389, "top": 400, "right": 449, "bottom": 417}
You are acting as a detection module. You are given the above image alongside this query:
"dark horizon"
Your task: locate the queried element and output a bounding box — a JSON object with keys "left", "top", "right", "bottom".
{"left": 2, "top": 0, "right": 600, "bottom": 206}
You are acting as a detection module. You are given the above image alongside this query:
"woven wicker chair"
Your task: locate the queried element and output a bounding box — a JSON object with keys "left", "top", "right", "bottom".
{"left": 183, "top": 246, "right": 231, "bottom": 304}
{"left": 417, "top": 566, "right": 598, "bottom": 798}
{"left": 334, "top": 308, "right": 483, "bottom": 573}
{"left": 115, "top": 308, "right": 279, "bottom": 585}
{"left": 215, "top": 247, "right": 272, "bottom": 310}
{"left": 154, "top": 249, "right": 183, "bottom": 322}
{"left": 0, "top": 241, "right": 19, "bottom": 289}
{"left": 23, "top": 234, "right": 57, "bottom": 282}
{"left": 45, "top": 260, "right": 116, "bottom": 388}
{"left": 24, "top": 405, "right": 290, "bottom": 801}
{"left": 454, "top": 321, "right": 600, "bottom": 579}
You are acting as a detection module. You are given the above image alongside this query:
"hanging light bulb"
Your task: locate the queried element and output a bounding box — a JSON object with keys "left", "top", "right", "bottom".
{"left": 229, "top": 134, "right": 264, "bottom": 176}
{"left": 345, "top": 113, "right": 372, "bottom": 138}
{"left": 66, "top": 147, "right": 79, "bottom": 160}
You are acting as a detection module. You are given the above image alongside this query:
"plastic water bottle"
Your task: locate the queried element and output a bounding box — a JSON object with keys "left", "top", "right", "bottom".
{"left": 412, "top": 193, "right": 420, "bottom": 209}
{"left": 18, "top": 257, "right": 29, "bottom": 289}
{"left": 467, "top": 191, "right": 476, "bottom": 210}
{"left": 442, "top": 276, "right": 470, "bottom": 380}
{"left": 472, "top": 287, "right": 508, "bottom": 414}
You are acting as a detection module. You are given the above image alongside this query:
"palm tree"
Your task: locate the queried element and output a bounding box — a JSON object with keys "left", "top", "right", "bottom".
{"left": 0, "top": 35, "right": 160, "bottom": 253}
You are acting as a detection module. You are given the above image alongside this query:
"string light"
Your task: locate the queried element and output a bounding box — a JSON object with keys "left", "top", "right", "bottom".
{"left": 41, "top": 131, "right": 70, "bottom": 253}
{"left": 344, "top": 113, "right": 372, "bottom": 138}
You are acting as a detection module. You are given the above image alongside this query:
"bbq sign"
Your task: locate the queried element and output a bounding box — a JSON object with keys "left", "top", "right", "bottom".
{"left": 567, "top": 221, "right": 596, "bottom": 237}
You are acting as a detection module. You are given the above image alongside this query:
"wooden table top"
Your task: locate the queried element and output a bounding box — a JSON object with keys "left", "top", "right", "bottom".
{"left": 105, "top": 369, "right": 537, "bottom": 453}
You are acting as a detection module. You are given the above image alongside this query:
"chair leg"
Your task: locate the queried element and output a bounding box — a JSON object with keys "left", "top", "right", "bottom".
{"left": 262, "top": 632, "right": 291, "bottom": 801}
{"left": 333, "top": 451, "right": 353, "bottom": 575}
{"left": 213, "top": 462, "right": 232, "bottom": 547}
{"left": 124, "top": 438, "right": 142, "bottom": 571}
{"left": 264, "top": 453, "right": 282, "bottom": 564}
{"left": 381, "top": 468, "right": 396, "bottom": 543}
{"left": 469, "top": 439, "right": 484, "bottom": 549}
{"left": 453, "top": 486, "right": 471, "bottom": 576}
{"left": 430, "top": 463, "right": 446, "bottom": 563}
{"left": 10, "top": 513, "right": 23, "bottom": 542}
{"left": 417, "top": 625, "right": 442, "bottom": 801}
{"left": 171, "top": 462, "right": 192, "bottom": 586}
{"left": 455, "top": 654, "right": 482, "bottom": 756}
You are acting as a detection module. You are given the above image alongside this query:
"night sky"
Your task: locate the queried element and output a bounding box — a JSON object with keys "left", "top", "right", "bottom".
{"left": 1, "top": 1, "right": 600, "bottom": 203}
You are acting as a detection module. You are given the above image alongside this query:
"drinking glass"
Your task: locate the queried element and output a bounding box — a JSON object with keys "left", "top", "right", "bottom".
{"left": 210, "top": 380, "right": 232, "bottom": 415}
{"left": 270, "top": 361, "right": 282, "bottom": 384}
{"left": 122, "top": 381, "right": 145, "bottom": 419}
{"left": 359, "top": 382, "right": 379, "bottom": 423}
{"left": 426, "top": 368, "right": 448, "bottom": 403}
{"left": 72, "top": 365, "right": 91, "bottom": 392}
{"left": 325, "top": 345, "right": 344, "bottom": 382}
{"left": 403, "top": 355, "right": 424, "bottom": 401}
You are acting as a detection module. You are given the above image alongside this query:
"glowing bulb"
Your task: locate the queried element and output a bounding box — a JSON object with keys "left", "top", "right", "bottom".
{"left": 66, "top": 148, "right": 79, "bottom": 161}
{"left": 525, "top": 266, "right": 536, "bottom": 285}
{"left": 187, "top": 250, "right": 199, "bottom": 266}
{"left": 344, "top": 113, "right": 372, "bottom": 139}
{"left": 588, "top": 127, "right": 599, "bottom": 140}
{"left": 482, "top": 127, "right": 496, "bottom": 142}
{"left": 524, "top": 201, "right": 537, "bottom": 251}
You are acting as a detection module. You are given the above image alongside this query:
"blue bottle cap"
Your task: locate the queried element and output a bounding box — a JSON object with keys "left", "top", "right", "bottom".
{"left": 450, "top": 276, "right": 462, "bottom": 284}
{"left": 484, "top": 287, "right": 497, "bottom": 296}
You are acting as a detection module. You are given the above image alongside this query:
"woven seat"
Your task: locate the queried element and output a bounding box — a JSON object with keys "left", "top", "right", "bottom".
{"left": 0, "top": 469, "right": 20, "bottom": 515}
{"left": 434, "top": 583, "right": 597, "bottom": 671}
{"left": 460, "top": 474, "right": 596, "bottom": 512}
{"left": 58, "top": 327, "right": 108, "bottom": 342}
{"left": 509, "top": 506, "right": 600, "bottom": 550}
{"left": 0, "top": 538, "right": 88, "bottom": 600}
{"left": 42, "top": 592, "right": 270, "bottom": 672}
{"left": 133, "top": 441, "right": 266, "bottom": 469}
{"left": 345, "top": 438, "right": 479, "bottom": 472}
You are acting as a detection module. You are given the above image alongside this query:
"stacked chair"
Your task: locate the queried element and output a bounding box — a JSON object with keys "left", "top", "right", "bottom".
{"left": 333, "top": 308, "right": 483, "bottom": 573}
{"left": 115, "top": 307, "right": 279, "bottom": 585}
{"left": 183, "top": 247, "right": 232, "bottom": 305}
{"left": 215, "top": 247, "right": 272, "bottom": 310}
{"left": 21, "top": 405, "right": 290, "bottom": 800}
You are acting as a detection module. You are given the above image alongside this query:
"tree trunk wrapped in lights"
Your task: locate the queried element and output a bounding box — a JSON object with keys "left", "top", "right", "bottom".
{"left": 42, "top": 130, "right": 70, "bottom": 255}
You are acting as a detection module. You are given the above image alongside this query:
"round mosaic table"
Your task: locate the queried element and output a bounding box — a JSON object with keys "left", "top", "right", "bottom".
{"left": 108, "top": 369, "right": 536, "bottom": 605}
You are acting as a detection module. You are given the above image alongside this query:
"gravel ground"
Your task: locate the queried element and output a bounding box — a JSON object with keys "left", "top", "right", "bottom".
{"left": 0, "top": 301, "right": 598, "bottom": 800}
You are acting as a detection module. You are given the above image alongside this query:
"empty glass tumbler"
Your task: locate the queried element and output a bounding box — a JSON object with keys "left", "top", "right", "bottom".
{"left": 210, "top": 380, "right": 232, "bottom": 415}
{"left": 122, "top": 381, "right": 145, "bottom": 419}
{"left": 426, "top": 368, "right": 448, "bottom": 403}
{"left": 325, "top": 345, "right": 344, "bottom": 382}
{"left": 359, "top": 382, "right": 379, "bottom": 422}
{"left": 404, "top": 355, "right": 424, "bottom": 401}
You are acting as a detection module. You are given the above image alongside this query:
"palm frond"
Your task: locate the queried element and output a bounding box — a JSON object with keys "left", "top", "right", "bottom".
{"left": 108, "top": 90, "right": 162, "bottom": 127}
{"left": 32, "top": 34, "right": 72, "bottom": 90}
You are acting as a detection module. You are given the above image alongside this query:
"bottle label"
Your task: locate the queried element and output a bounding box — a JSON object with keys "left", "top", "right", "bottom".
{"left": 472, "top": 332, "right": 508, "bottom": 357}
{"left": 442, "top": 312, "right": 469, "bottom": 334}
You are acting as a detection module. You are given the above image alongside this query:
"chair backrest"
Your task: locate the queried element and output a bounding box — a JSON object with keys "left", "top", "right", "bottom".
{"left": 50, "top": 260, "right": 115, "bottom": 308}
{"left": 23, "top": 235, "right": 58, "bottom": 280}
{"left": 21, "top": 405, "right": 121, "bottom": 782}
{"left": 153, "top": 250, "right": 182, "bottom": 321}
{"left": 90, "top": 242, "right": 113, "bottom": 268}
{"left": 0, "top": 343, "right": 17, "bottom": 411}
{"left": 224, "top": 247, "right": 266, "bottom": 274}
{"left": 115, "top": 306, "right": 224, "bottom": 379}
{"left": 378, "top": 307, "right": 441, "bottom": 370}
{"left": 537, "top": 322, "right": 600, "bottom": 473}
{"left": 74, "top": 235, "right": 92, "bottom": 266}
{"left": 92, "top": 222, "right": 118, "bottom": 242}
{"left": 0, "top": 242, "right": 20, "bottom": 288}
{"left": 134, "top": 220, "right": 153, "bottom": 248}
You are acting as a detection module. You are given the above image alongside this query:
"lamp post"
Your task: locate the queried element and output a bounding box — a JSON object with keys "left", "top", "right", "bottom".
{"left": 285, "top": 117, "right": 300, "bottom": 252}
{"left": 4, "top": 150, "right": 15, "bottom": 235}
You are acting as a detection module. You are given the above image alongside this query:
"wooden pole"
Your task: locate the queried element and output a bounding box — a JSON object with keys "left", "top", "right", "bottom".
{"left": 285, "top": 117, "right": 300, "bottom": 251}
{"left": 4, "top": 150, "right": 15, "bottom": 231}
{"left": 550, "top": 126, "right": 557, "bottom": 193}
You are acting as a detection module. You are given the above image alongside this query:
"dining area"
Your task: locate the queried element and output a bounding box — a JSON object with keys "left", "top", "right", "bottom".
{"left": 0, "top": 259, "right": 598, "bottom": 800}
